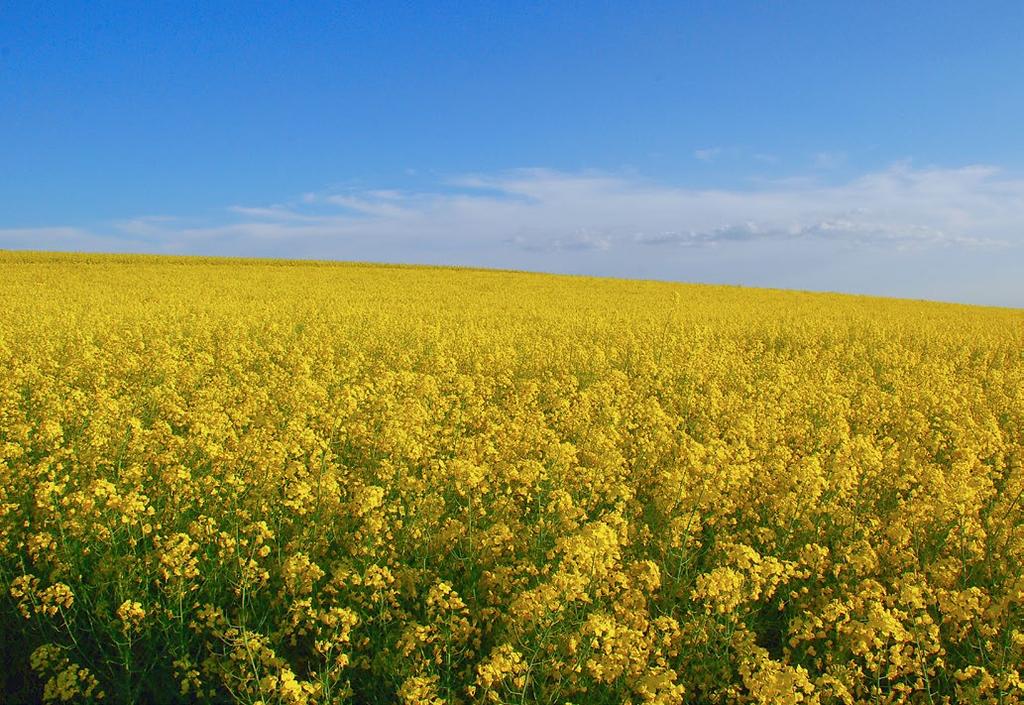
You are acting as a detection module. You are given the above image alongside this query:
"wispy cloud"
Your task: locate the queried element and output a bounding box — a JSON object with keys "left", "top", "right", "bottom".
{"left": 694, "top": 147, "right": 722, "bottom": 162}
{"left": 0, "top": 226, "right": 158, "bottom": 252}
{"left": 506, "top": 228, "right": 612, "bottom": 253}
{"left": 812, "top": 151, "right": 847, "bottom": 169}
{"left": 226, "top": 206, "right": 319, "bottom": 221}
{"left": 2, "top": 162, "right": 1023, "bottom": 305}
{"left": 633, "top": 218, "right": 998, "bottom": 249}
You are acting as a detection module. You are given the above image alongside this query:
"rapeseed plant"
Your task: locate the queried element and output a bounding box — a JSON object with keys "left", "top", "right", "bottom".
{"left": 1, "top": 251, "right": 1023, "bottom": 703}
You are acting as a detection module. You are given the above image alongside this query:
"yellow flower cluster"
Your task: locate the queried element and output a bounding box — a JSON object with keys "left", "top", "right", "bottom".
{"left": 29, "top": 644, "right": 104, "bottom": 702}
{"left": 115, "top": 600, "right": 146, "bottom": 633}
{"left": 2, "top": 251, "right": 1023, "bottom": 704}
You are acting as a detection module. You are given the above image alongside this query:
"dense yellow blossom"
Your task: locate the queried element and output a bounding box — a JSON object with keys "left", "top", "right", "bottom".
{"left": 2, "top": 251, "right": 1023, "bottom": 703}
{"left": 115, "top": 600, "right": 146, "bottom": 633}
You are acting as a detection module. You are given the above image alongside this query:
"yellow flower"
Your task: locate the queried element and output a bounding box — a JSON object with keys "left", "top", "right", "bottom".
{"left": 2, "top": 251, "right": 1023, "bottom": 704}
{"left": 116, "top": 600, "right": 147, "bottom": 632}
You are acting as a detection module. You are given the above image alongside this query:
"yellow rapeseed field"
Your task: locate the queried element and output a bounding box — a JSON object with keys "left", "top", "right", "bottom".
{"left": 2, "top": 250, "right": 1023, "bottom": 704}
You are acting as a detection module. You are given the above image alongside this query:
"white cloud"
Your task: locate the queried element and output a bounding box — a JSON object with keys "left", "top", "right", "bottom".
{"left": 812, "top": 151, "right": 847, "bottom": 169}
{"left": 2, "top": 163, "right": 1023, "bottom": 306}
{"left": 226, "top": 206, "right": 318, "bottom": 221}
{"left": 0, "top": 226, "right": 158, "bottom": 253}
{"left": 694, "top": 148, "right": 722, "bottom": 162}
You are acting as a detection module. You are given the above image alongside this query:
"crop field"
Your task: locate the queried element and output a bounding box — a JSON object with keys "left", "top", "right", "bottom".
{"left": 1, "top": 251, "right": 1023, "bottom": 704}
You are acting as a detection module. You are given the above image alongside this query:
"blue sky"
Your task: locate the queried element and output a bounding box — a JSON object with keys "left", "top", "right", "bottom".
{"left": 2, "top": 1, "right": 1023, "bottom": 306}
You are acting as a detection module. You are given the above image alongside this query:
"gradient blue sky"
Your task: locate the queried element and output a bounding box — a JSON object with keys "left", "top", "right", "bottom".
{"left": 2, "top": 2, "right": 1023, "bottom": 305}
